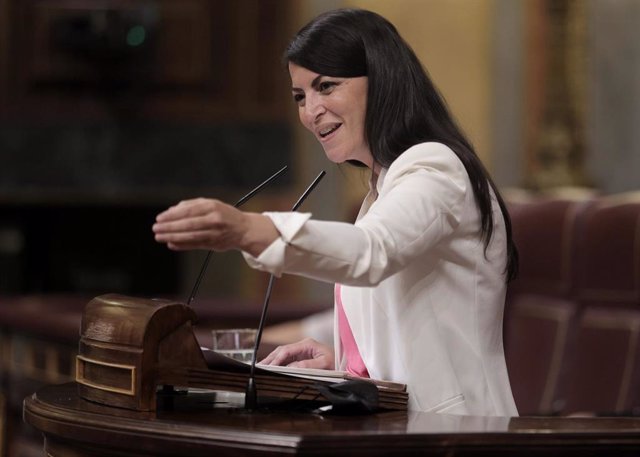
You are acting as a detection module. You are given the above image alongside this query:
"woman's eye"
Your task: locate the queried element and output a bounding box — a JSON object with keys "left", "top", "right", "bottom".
{"left": 293, "top": 93, "right": 305, "bottom": 104}
{"left": 318, "top": 81, "right": 337, "bottom": 93}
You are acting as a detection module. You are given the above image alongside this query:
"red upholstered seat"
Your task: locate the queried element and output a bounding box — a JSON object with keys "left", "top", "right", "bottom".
{"left": 561, "top": 307, "right": 640, "bottom": 414}
{"left": 507, "top": 198, "right": 591, "bottom": 298}
{"left": 559, "top": 198, "right": 640, "bottom": 415}
{"left": 504, "top": 197, "right": 591, "bottom": 414}
{"left": 504, "top": 294, "right": 576, "bottom": 415}
{"left": 574, "top": 199, "right": 640, "bottom": 306}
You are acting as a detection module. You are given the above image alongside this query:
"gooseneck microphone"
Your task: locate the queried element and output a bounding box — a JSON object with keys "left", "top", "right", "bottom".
{"left": 244, "top": 170, "right": 326, "bottom": 410}
{"left": 186, "top": 165, "right": 288, "bottom": 306}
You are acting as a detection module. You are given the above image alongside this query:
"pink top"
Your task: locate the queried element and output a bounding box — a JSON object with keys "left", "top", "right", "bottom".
{"left": 335, "top": 284, "right": 370, "bottom": 378}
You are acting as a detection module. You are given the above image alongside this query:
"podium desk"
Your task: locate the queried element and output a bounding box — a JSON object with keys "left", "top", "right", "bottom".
{"left": 24, "top": 383, "right": 640, "bottom": 457}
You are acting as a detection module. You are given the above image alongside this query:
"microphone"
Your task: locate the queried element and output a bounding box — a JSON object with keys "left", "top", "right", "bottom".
{"left": 244, "top": 170, "right": 326, "bottom": 410}
{"left": 186, "top": 165, "right": 288, "bottom": 306}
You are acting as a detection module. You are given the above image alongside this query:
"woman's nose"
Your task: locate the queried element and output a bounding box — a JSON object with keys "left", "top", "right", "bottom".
{"left": 303, "top": 94, "right": 326, "bottom": 123}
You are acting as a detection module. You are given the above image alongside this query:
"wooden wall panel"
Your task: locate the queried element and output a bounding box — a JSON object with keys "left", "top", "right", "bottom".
{"left": 1, "top": 0, "right": 292, "bottom": 122}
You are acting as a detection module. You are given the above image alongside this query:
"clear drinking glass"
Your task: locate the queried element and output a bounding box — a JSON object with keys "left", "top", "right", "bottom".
{"left": 211, "top": 328, "right": 257, "bottom": 363}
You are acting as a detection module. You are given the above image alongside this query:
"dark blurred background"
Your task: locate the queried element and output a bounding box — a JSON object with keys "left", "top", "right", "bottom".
{"left": 0, "top": 0, "right": 298, "bottom": 299}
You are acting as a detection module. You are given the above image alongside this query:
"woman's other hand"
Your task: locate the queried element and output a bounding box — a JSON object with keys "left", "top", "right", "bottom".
{"left": 260, "top": 338, "right": 335, "bottom": 370}
{"left": 152, "top": 198, "right": 278, "bottom": 256}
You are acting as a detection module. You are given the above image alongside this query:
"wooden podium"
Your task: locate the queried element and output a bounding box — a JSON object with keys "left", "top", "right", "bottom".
{"left": 73, "top": 294, "right": 407, "bottom": 412}
{"left": 24, "top": 382, "right": 640, "bottom": 456}
{"left": 20, "top": 294, "right": 640, "bottom": 456}
{"left": 75, "top": 294, "right": 205, "bottom": 411}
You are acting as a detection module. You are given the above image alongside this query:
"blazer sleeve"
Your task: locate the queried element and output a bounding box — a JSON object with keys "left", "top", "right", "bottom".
{"left": 242, "top": 143, "right": 468, "bottom": 286}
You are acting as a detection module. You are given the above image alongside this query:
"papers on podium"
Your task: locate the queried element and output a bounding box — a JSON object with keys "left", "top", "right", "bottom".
{"left": 169, "top": 348, "right": 409, "bottom": 410}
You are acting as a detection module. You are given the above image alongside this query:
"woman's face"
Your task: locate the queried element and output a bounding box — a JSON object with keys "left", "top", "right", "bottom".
{"left": 289, "top": 63, "right": 372, "bottom": 168}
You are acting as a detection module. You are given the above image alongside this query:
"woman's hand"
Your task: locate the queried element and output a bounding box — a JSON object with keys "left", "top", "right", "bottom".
{"left": 260, "top": 338, "right": 334, "bottom": 370}
{"left": 152, "top": 198, "right": 278, "bottom": 256}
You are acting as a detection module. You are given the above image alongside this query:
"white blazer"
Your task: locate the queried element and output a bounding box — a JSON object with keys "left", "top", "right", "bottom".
{"left": 244, "top": 142, "right": 518, "bottom": 416}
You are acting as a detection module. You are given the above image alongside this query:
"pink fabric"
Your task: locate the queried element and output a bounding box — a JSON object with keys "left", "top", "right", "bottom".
{"left": 335, "top": 284, "right": 370, "bottom": 378}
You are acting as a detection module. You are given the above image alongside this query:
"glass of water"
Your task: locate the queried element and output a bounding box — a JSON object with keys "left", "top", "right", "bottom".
{"left": 211, "top": 328, "right": 257, "bottom": 363}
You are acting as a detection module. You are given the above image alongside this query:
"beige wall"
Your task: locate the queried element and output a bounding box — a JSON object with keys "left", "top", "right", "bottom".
{"left": 345, "top": 0, "right": 495, "bottom": 165}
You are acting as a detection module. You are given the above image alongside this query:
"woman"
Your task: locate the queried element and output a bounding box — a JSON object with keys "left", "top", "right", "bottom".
{"left": 153, "top": 8, "right": 518, "bottom": 416}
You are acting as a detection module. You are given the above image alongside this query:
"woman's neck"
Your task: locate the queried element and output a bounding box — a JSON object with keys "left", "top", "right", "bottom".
{"left": 370, "top": 162, "right": 381, "bottom": 196}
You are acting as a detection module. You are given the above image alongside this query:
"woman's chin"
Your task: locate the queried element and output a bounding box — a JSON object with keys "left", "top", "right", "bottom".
{"left": 322, "top": 152, "right": 343, "bottom": 164}
{"left": 321, "top": 144, "right": 372, "bottom": 168}
{"left": 321, "top": 147, "right": 349, "bottom": 164}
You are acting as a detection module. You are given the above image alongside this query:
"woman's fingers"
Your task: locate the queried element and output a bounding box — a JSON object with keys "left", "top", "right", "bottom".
{"left": 157, "top": 230, "right": 215, "bottom": 250}
{"left": 153, "top": 198, "right": 247, "bottom": 251}
{"left": 260, "top": 344, "right": 306, "bottom": 366}
{"left": 153, "top": 215, "right": 217, "bottom": 235}
{"left": 153, "top": 215, "right": 220, "bottom": 250}
{"left": 156, "top": 198, "right": 207, "bottom": 222}
{"left": 258, "top": 338, "right": 334, "bottom": 370}
{"left": 155, "top": 199, "right": 222, "bottom": 225}
{"left": 259, "top": 341, "right": 307, "bottom": 366}
{"left": 287, "top": 356, "right": 333, "bottom": 370}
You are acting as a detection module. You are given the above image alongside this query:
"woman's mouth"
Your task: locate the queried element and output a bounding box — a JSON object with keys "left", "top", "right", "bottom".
{"left": 318, "top": 123, "right": 342, "bottom": 139}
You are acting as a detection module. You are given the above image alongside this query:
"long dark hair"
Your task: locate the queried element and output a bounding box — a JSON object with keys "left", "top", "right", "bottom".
{"left": 286, "top": 8, "right": 518, "bottom": 281}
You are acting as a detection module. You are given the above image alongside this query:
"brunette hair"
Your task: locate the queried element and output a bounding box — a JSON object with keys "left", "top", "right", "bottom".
{"left": 285, "top": 8, "right": 518, "bottom": 281}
